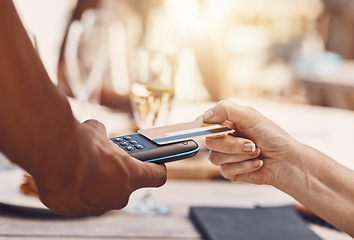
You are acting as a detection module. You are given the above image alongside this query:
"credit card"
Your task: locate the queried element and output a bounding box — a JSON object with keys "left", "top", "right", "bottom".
{"left": 138, "top": 119, "right": 235, "bottom": 145}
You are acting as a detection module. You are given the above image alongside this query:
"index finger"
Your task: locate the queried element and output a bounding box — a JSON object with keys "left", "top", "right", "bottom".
{"left": 82, "top": 119, "right": 107, "bottom": 135}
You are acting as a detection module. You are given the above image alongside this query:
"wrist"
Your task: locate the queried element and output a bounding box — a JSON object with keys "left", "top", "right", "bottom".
{"left": 272, "top": 140, "right": 311, "bottom": 193}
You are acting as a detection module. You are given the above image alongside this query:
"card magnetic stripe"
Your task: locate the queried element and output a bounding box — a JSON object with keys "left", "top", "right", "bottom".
{"left": 153, "top": 127, "right": 232, "bottom": 144}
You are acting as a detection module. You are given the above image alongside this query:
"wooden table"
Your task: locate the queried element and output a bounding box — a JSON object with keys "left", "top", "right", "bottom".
{"left": 0, "top": 176, "right": 351, "bottom": 240}
{"left": 1, "top": 97, "right": 354, "bottom": 239}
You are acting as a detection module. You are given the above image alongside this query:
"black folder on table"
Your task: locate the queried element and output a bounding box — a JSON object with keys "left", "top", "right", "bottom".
{"left": 189, "top": 205, "right": 322, "bottom": 240}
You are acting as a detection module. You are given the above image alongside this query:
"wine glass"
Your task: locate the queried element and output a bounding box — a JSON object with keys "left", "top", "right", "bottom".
{"left": 130, "top": 48, "right": 176, "bottom": 130}
{"left": 123, "top": 49, "right": 177, "bottom": 216}
{"left": 64, "top": 9, "right": 108, "bottom": 105}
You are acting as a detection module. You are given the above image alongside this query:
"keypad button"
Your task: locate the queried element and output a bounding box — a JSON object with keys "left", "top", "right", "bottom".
{"left": 112, "top": 135, "right": 145, "bottom": 152}
{"left": 125, "top": 146, "right": 135, "bottom": 151}
{"left": 119, "top": 142, "right": 129, "bottom": 146}
{"left": 135, "top": 144, "right": 145, "bottom": 149}
{"left": 129, "top": 140, "right": 139, "bottom": 145}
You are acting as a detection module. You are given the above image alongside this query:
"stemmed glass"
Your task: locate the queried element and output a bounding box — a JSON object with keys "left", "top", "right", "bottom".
{"left": 64, "top": 9, "right": 108, "bottom": 106}
{"left": 130, "top": 48, "right": 176, "bottom": 129}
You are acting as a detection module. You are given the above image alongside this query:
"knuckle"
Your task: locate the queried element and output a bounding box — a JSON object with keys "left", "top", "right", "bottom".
{"left": 96, "top": 120, "right": 105, "bottom": 128}
{"left": 208, "top": 151, "right": 221, "bottom": 166}
{"left": 83, "top": 119, "right": 98, "bottom": 125}
{"left": 95, "top": 121, "right": 106, "bottom": 131}
{"left": 230, "top": 174, "right": 239, "bottom": 183}
{"left": 244, "top": 105, "right": 254, "bottom": 112}
{"left": 204, "top": 137, "right": 213, "bottom": 149}
{"left": 84, "top": 119, "right": 106, "bottom": 131}
{"left": 220, "top": 162, "right": 249, "bottom": 183}
{"left": 246, "top": 106, "right": 262, "bottom": 118}
{"left": 229, "top": 143, "right": 239, "bottom": 154}
{"left": 218, "top": 100, "right": 230, "bottom": 110}
{"left": 220, "top": 164, "right": 238, "bottom": 183}
{"left": 220, "top": 163, "right": 231, "bottom": 177}
{"left": 226, "top": 137, "right": 241, "bottom": 153}
{"left": 242, "top": 105, "right": 257, "bottom": 117}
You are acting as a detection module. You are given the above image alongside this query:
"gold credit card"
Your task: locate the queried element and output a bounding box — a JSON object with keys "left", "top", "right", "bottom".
{"left": 138, "top": 119, "right": 235, "bottom": 145}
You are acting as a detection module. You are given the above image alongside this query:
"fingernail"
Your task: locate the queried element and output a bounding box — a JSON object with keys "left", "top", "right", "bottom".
{"left": 250, "top": 147, "right": 261, "bottom": 156}
{"left": 253, "top": 160, "right": 263, "bottom": 168}
{"left": 242, "top": 142, "right": 256, "bottom": 152}
{"left": 202, "top": 110, "right": 214, "bottom": 122}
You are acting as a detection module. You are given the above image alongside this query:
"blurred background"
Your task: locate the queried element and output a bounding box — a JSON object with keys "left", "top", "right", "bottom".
{"left": 3, "top": 2, "right": 354, "bottom": 236}
{"left": 13, "top": 0, "right": 354, "bottom": 110}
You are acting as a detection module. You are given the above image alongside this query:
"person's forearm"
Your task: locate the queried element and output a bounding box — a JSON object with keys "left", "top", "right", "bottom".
{"left": 202, "top": 100, "right": 354, "bottom": 236}
{"left": 0, "top": 0, "right": 84, "bottom": 202}
{"left": 275, "top": 142, "right": 354, "bottom": 236}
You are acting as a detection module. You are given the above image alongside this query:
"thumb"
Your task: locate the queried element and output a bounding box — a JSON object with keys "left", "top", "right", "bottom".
{"left": 130, "top": 160, "right": 167, "bottom": 190}
{"left": 202, "top": 100, "right": 260, "bottom": 127}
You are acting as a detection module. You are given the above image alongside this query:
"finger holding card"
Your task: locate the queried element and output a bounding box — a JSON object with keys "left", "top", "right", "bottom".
{"left": 205, "top": 134, "right": 259, "bottom": 155}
